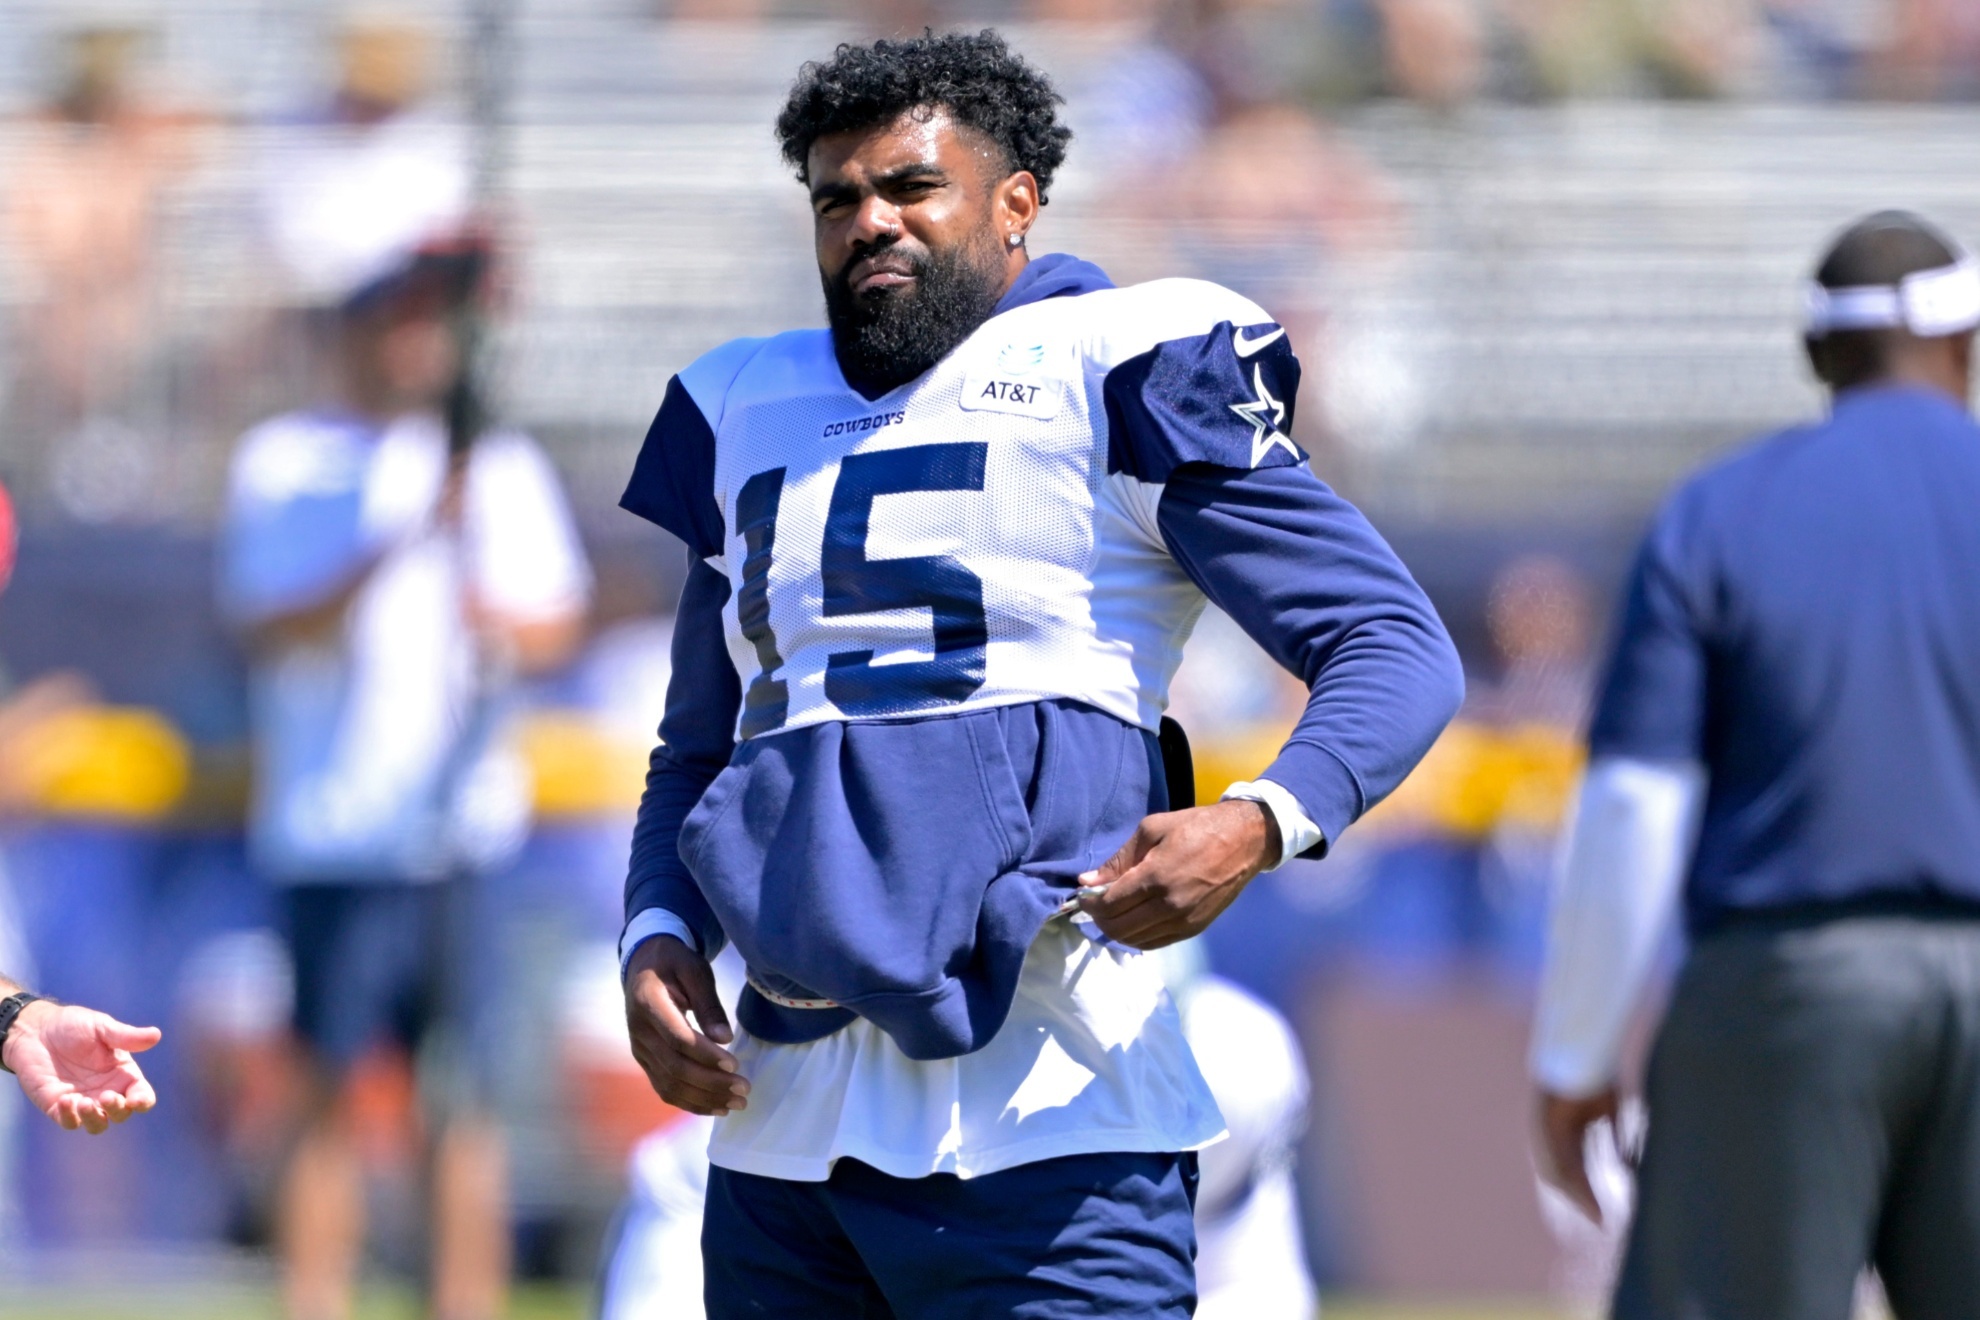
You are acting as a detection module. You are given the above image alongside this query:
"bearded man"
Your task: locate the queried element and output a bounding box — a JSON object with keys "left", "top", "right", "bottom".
{"left": 618, "top": 31, "right": 1462, "bottom": 1318}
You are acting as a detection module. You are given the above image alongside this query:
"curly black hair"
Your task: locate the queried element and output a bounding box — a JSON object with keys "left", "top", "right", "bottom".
{"left": 775, "top": 30, "right": 1072, "bottom": 204}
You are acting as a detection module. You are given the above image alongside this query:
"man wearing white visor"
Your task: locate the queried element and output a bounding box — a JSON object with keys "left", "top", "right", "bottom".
{"left": 1531, "top": 210, "right": 1980, "bottom": 1317}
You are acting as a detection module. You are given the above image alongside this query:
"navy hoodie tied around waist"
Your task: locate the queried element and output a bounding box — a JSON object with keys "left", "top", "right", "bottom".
{"left": 621, "top": 254, "right": 1465, "bottom": 1059}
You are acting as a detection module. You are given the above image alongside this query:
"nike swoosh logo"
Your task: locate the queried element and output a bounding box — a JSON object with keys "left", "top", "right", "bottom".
{"left": 1233, "top": 326, "right": 1285, "bottom": 357}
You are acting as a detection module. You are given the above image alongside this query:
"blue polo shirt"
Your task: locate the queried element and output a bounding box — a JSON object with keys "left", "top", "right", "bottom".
{"left": 1591, "top": 384, "right": 1980, "bottom": 932}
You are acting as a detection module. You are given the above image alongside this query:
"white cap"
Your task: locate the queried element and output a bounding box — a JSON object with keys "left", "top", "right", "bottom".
{"left": 260, "top": 112, "right": 470, "bottom": 307}
{"left": 1804, "top": 254, "right": 1980, "bottom": 339}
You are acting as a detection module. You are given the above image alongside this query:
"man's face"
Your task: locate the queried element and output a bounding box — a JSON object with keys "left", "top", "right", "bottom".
{"left": 346, "top": 297, "right": 460, "bottom": 413}
{"left": 808, "top": 109, "right": 1033, "bottom": 396}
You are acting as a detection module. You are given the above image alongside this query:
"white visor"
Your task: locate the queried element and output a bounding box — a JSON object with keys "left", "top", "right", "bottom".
{"left": 1804, "top": 254, "right": 1980, "bottom": 338}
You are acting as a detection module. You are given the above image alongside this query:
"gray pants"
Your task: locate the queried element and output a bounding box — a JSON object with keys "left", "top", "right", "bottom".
{"left": 1616, "top": 913, "right": 1980, "bottom": 1320}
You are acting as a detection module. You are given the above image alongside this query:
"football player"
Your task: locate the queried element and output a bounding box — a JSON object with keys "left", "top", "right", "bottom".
{"left": 618, "top": 31, "right": 1462, "bottom": 1318}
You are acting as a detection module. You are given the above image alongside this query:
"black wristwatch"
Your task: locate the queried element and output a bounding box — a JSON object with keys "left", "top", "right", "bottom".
{"left": 0, "top": 992, "right": 44, "bottom": 1074}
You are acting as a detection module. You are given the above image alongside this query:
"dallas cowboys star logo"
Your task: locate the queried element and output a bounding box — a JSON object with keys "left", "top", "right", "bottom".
{"left": 1229, "top": 364, "right": 1297, "bottom": 468}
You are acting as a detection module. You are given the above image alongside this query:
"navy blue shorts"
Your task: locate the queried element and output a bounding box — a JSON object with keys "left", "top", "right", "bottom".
{"left": 280, "top": 880, "right": 488, "bottom": 1088}
{"left": 702, "top": 1151, "right": 1199, "bottom": 1319}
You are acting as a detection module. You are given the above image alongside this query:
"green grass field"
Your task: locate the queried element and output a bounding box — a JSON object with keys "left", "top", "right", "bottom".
{"left": 0, "top": 1283, "right": 1568, "bottom": 1320}
{"left": 0, "top": 1282, "right": 584, "bottom": 1320}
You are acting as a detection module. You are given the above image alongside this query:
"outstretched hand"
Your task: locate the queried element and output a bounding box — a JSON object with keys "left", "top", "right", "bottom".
{"left": 6, "top": 1002, "right": 160, "bottom": 1134}
{"left": 1077, "top": 799, "right": 1281, "bottom": 950}
{"left": 624, "top": 936, "right": 749, "bottom": 1117}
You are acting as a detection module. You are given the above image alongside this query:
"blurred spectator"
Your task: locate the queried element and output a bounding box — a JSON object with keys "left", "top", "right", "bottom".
{"left": 174, "top": 927, "right": 308, "bottom": 1246}
{"left": 221, "top": 35, "right": 593, "bottom": 1309}
{"left": 1082, "top": 0, "right": 1398, "bottom": 473}
{"left": 1025, "top": 0, "right": 1145, "bottom": 18}
{"left": 220, "top": 263, "right": 590, "bottom": 1316}
{"left": 1079, "top": 0, "right": 1348, "bottom": 167}
{"left": 1353, "top": 557, "right": 1594, "bottom": 901}
{"left": 1162, "top": 946, "right": 1317, "bottom": 1320}
{"left": 1346, "top": 0, "right": 1797, "bottom": 104}
{"left": 259, "top": 19, "right": 468, "bottom": 312}
{"left": 2, "top": 25, "right": 202, "bottom": 516}
{"left": 1468, "top": 556, "right": 1596, "bottom": 980}
{"left": 1856, "top": 0, "right": 1980, "bottom": 99}
{"left": 1375, "top": 0, "right": 1490, "bottom": 107}
{"left": 1467, "top": 553, "right": 1596, "bottom": 732}
{"left": 1758, "top": 0, "right": 1883, "bottom": 97}
{"left": 598, "top": 1111, "right": 718, "bottom": 1320}
{"left": 0, "top": 478, "right": 163, "bottom": 1141}
{"left": 1492, "top": 0, "right": 1758, "bottom": 99}
{"left": 664, "top": 0, "right": 771, "bottom": 18}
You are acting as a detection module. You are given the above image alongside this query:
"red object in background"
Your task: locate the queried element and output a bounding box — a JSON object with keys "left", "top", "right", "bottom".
{"left": 0, "top": 479, "right": 15, "bottom": 594}
{"left": 344, "top": 1044, "right": 422, "bottom": 1169}
{"left": 564, "top": 1041, "right": 689, "bottom": 1170}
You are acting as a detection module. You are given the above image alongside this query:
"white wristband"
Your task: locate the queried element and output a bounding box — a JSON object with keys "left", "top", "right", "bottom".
{"left": 619, "top": 908, "right": 703, "bottom": 981}
{"left": 1221, "top": 778, "right": 1325, "bottom": 869}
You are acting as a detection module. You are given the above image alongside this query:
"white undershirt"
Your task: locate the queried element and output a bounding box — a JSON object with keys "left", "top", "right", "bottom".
{"left": 615, "top": 779, "right": 1321, "bottom": 1182}
{"left": 1530, "top": 756, "right": 1706, "bottom": 1098}
{"left": 712, "top": 918, "right": 1223, "bottom": 1181}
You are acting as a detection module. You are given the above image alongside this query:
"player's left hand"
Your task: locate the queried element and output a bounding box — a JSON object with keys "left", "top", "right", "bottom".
{"left": 1077, "top": 800, "right": 1280, "bottom": 950}
{"left": 5, "top": 1001, "right": 161, "bottom": 1135}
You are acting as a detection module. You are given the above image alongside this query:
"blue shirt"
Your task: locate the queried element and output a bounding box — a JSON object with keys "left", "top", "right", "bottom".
{"left": 1591, "top": 384, "right": 1980, "bottom": 931}
{"left": 220, "top": 411, "right": 591, "bottom": 883}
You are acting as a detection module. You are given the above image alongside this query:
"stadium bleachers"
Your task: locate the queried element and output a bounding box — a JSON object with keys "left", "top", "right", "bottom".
{"left": 3, "top": 4, "right": 1980, "bottom": 528}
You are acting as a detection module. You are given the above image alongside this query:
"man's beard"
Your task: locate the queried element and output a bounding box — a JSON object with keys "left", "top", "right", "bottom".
{"left": 824, "top": 232, "right": 1006, "bottom": 398}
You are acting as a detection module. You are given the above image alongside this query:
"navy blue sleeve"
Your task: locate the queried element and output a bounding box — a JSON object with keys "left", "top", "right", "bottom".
{"left": 624, "top": 553, "right": 742, "bottom": 951}
{"left": 1104, "top": 320, "right": 1308, "bottom": 481}
{"left": 620, "top": 376, "right": 724, "bottom": 558}
{"left": 1587, "top": 498, "right": 1709, "bottom": 761}
{"left": 1157, "top": 464, "right": 1466, "bottom": 855}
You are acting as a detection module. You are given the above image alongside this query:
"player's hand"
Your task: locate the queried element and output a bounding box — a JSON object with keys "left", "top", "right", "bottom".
{"left": 1077, "top": 800, "right": 1280, "bottom": 950}
{"left": 1535, "top": 1085, "right": 1622, "bottom": 1224}
{"left": 624, "top": 936, "right": 748, "bottom": 1117}
{"left": 5, "top": 1001, "right": 161, "bottom": 1134}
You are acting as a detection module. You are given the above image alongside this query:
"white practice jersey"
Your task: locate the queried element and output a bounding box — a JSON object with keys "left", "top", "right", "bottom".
{"left": 623, "top": 267, "right": 1304, "bottom": 744}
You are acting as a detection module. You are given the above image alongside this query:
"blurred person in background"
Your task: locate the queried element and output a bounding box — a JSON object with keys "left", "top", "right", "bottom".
{"left": 0, "top": 479, "right": 163, "bottom": 1139}
{"left": 1319, "top": 0, "right": 1760, "bottom": 103}
{"left": 1532, "top": 210, "right": 1980, "bottom": 1316}
{"left": 1082, "top": 0, "right": 1393, "bottom": 243}
{"left": 1756, "top": 0, "right": 1885, "bottom": 98}
{"left": 3, "top": 24, "right": 201, "bottom": 513}
{"left": 1491, "top": 0, "right": 1758, "bottom": 99}
{"left": 222, "top": 34, "right": 593, "bottom": 1305}
{"left": 1081, "top": 0, "right": 1397, "bottom": 474}
{"left": 1856, "top": 0, "right": 1980, "bottom": 99}
{"left": 1372, "top": 0, "right": 1491, "bottom": 106}
{"left": 259, "top": 17, "right": 468, "bottom": 316}
{"left": 1468, "top": 553, "right": 1596, "bottom": 732}
{"left": 1147, "top": 945, "right": 1316, "bottom": 1320}
{"left": 221, "top": 248, "right": 591, "bottom": 1320}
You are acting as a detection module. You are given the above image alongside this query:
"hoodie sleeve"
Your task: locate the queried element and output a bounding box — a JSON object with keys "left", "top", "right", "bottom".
{"left": 1155, "top": 463, "right": 1465, "bottom": 855}
{"left": 622, "top": 552, "right": 741, "bottom": 961}
{"left": 619, "top": 369, "right": 745, "bottom": 962}
{"left": 1101, "top": 300, "right": 1464, "bottom": 854}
